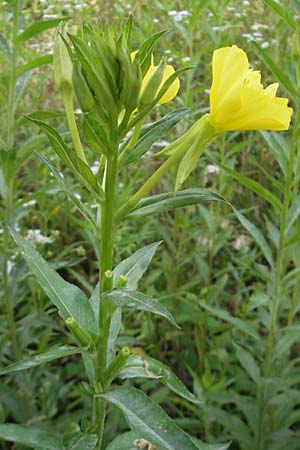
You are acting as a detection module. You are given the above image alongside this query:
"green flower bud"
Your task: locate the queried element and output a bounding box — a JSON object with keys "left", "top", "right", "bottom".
{"left": 54, "top": 25, "right": 73, "bottom": 93}
{"left": 115, "top": 275, "right": 128, "bottom": 288}
{"left": 66, "top": 317, "right": 92, "bottom": 347}
{"left": 72, "top": 62, "right": 95, "bottom": 113}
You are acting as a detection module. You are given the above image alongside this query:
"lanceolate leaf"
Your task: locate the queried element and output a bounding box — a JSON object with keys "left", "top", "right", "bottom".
{"left": 9, "top": 227, "right": 97, "bottom": 334}
{"left": 17, "top": 18, "right": 68, "bottom": 42}
{"left": 120, "top": 354, "right": 200, "bottom": 404}
{"left": 66, "top": 433, "right": 98, "bottom": 450}
{"left": 0, "top": 424, "right": 62, "bottom": 450}
{"left": 217, "top": 162, "right": 282, "bottom": 212}
{"left": 106, "top": 290, "right": 178, "bottom": 327}
{"left": 18, "top": 55, "right": 53, "bottom": 76}
{"left": 119, "top": 108, "right": 189, "bottom": 166}
{"left": 113, "top": 241, "right": 162, "bottom": 289}
{"left": 0, "top": 345, "right": 80, "bottom": 376}
{"left": 129, "top": 189, "right": 228, "bottom": 218}
{"left": 26, "top": 117, "right": 104, "bottom": 203}
{"left": 233, "top": 208, "right": 274, "bottom": 267}
{"left": 100, "top": 386, "right": 199, "bottom": 450}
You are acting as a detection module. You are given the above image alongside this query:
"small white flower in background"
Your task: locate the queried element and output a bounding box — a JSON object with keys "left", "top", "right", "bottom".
{"left": 261, "top": 42, "right": 270, "bottom": 49}
{"left": 26, "top": 229, "right": 53, "bottom": 245}
{"left": 152, "top": 139, "right": 170, "bottom": 148}
{"left": 168, "top": 10, "right": 178, "bottom": 16}
{"left": 206, "top": 164, "right": 220, "bottom": 174}
{"left": 243, "top": 0, "right": 250, "bottom": 5}
{"left": 23, "top": 199, "right": 37, "bottom": 207}
{"left": 233, "top": 235, "right": 251, "bottom": 252}
{"left": 91, "top": 204, "right": 98, "bottom": 209}
{"left": 91, "top": 160, "right": 100, "bottom": 175}
{"left": 182, "top": 56, "right": 191, "bottom": 63}
{"left": 153, "top": 18, "right": 159, "bottom": 23}
{"left": 75, "top": 108, "right": 82, "bottom": 114}
{"left": 227, "top": 6, "right": 236, "bottom": 11}
{"left": 74, "top": 193, "right": 81, "bottom": 200}
{"left": 204, "top": 89, "right": 211, "bottom": 95}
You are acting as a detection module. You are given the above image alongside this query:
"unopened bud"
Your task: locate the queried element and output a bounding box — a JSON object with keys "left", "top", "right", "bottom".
{"left": 139, "top": 58, "right": 166, "bottom": 107}
{"left": 54, "top": 24, "right": 73, "bottom": 93}
{"left": 115, "top": 275, "right": 128, "bottom": 288}
{"left": 66, "top": 317, "right": 92, "bottom": 347}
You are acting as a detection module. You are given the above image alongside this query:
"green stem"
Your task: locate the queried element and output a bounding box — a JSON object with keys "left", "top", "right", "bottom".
{"left": 93, "top": 147, "right": 118, "bottom": 449}
{"left": 255, "top": 110, "right": 300, "bottom": 450}
{"left": 62, "top": 88, "right": 87, "bottom": 163}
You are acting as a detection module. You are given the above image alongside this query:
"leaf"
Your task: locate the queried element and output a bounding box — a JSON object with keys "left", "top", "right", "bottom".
{"left": 17, "top": 18, "right": 68, "bottom": 42}
{"left": 100, "top": 386, "right": 199, "bottom": 450}
{"left": 129, "top": 189, "right": 229, "bottom": 218}
{"left": 106, "top": 290, "right": 178, "bottom": 328}
{"left": 235, "top": 346, "right": 261, "bottom": 384}
{"left": 119, "top": 109, "right": 189, "bottom": 166}
{"left": 263, "top": 0, "right": 297, "bottom": 29}
{"left": 18, "top": 55, "right": 53, "bottom": 76}
{"left": 25, "top": 117, "right": 104, "bottom": 203}
{"left": 234, "top": 208, "right": 274, "bottom": 267}
{"left": 0, "top": 345, "right": 80, "bottom": 375}
{"left": 120, "top": 354, "right": 200, "bottom": 404}
{"left": 189, "top": 437, "right": 231, "bottom": 450}
{"left": 9, "top": 227, "right": 97, "bottom": 334}
{"left": 113, "top": 241, "right": 162, "bottom": 290}
{"left": 217, "top": 162, "right": 282, "bottom": 212}
{"left": 106, "top": 431, "right": 141, "bottom": 450}
{"left": 66, "top": 433, "right": 98, "bottom": 450}
{"left": 39, "top": 154, "right": 97, "bottom": 230}
{"left": 107, "top": 308, "right": 122, "bottom": 365}
{"left": 253, "top": 41, "right": 298, "bottom": 98}
{"left": 0, "top": 424, "right": 62, "bottom": 449}
{"left": 260, "top": 130, "right": 289, "bottom": 175}
{"left": 90, "top": 241, "right": 162, "bottom": 318}
{"left": 199, "top": 303, "right": 259, "bottom": 340}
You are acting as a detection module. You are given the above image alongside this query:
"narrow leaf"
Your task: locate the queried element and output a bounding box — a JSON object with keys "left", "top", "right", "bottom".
{"left": 18, "top": 55, "right": 53, "bottom": 76}
{"left": 0, "top": 345, "right": 80, "bottom": 375}
{"left": 234, "top": 208, "right": 274, "bottom": 267}
{"left": 101, "top": 386, "right": 199, "bottom": 450}
{"left": 235, "top": 346, "right": 261, "bottom": 384}
{"left": 218, "top": 162, "right": 282, "bottom": 212}
{"left": 120, "top": 354, "right": 200, "bottom": 404}
{"left": 263, "top": 0, "right": 297, "bottom": 29}
{"left": 130, "top": 189, "right": 229, "bottom": 218}
{"left": 17, "top": 18, "right": 68, "bottom": 42}
{"left": 0, "top": 424, "right": 62, "bottom": 450}
{"left": 9, "top": 227, "right": 97, "bottom": 334}
{"left": 106, "top": 290, "right": 178, "bottom": 327}
{"left": 66, "top": 434, "right": 98, "bottom": 450}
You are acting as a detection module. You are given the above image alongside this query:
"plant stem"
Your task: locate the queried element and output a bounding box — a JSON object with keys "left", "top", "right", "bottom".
{"left": 62, "top": 89, "right": 87, "bottom": 163}
{"left": 93, "top": 147, "right": 118, "bottom": 449}
{"left": 255, "top": 110, "right": 300, "bottom": 450}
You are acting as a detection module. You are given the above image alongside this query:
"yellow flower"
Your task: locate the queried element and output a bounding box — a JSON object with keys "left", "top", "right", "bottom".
{"left": 131, "top": 51, "right": 180, "bottom": 104}
{"left": 209, "top": 45, "right": 293, "bottom": 131}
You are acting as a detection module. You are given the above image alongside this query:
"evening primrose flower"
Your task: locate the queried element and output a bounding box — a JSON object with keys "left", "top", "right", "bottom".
{"left": 209, "top": 45, "right": 293, "bottom": 131}
{"left": 132, "top": 51, "right": 180, "bottom": 105}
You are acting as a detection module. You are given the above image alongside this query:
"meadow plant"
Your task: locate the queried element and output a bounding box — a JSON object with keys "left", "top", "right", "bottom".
{"left": 0, "top": 12, "right": 295, "bottom": 450}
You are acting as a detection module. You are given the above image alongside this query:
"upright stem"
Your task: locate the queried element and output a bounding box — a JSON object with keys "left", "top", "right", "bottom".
{"left": 255, "top": 110, "right": 300, "bottom": 450}
{"left": 93, "top": 146, "right": 118, "bottom": 449}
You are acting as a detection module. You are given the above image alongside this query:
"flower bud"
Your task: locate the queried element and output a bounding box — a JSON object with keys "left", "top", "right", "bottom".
{"left": 66, "top": 317, "right": 92, "bottom": 347}
{"left": 53, "top": 25, "right": 73, "bottom": 93}
{"left": 139, "top": 58, "right": 166, "bottom": 107}
{"left": 115, "top": 275, "right": 128, "bottom": 288}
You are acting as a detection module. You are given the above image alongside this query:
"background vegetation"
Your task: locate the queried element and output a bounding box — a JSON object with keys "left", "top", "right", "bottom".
{"left": 0, "top": 0, "right": 299, "bottom": 449}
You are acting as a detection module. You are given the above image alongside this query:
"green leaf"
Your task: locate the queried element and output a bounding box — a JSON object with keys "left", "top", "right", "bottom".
{"left": 235, "top": 345, "right": 261, "bottom": 384}
{"left": 106, "top": 290, "right": 178, "bottom": 327}
{"left": 199, "top": 303, "right": 259, "bottom": 340}
{"left": 0, "top": 149, "right": 17, "bottom": 201}
{"left": 119, "top": 109, "right": 189, "bottom": 166}
{"left": 66, "top": 433, "right": 98, "bottom": 450}
{"left": 18, "top": 55, "right": 53, "bottom": 76}
{"left": 0, "top": 424, "right": 62, "bottom": 449}
{"left": 17, "top": 18, "right": 68, "bottom": 42}
{"left": 189, "top": 437, "right": 231, "bottom": 450}
{"left": 106, "top": 431, "right": 141, "bottom": 450}
{"left": 100, "top": 386, "right": 199, "bottom": 450}
{"left": 39, "top": 154, "right": 97, "bottom": 230}
{"left": 120, "top": 354, "right": 200, "bottom": 404}
{"left": 0, "top": 345, "right": 80, "bottom": 375}
{"left": 26, "top": 117, "right": 104, "bottom": 202}
{"left": 263, "top": 0, "right": 297, "bottom": 29}
{"left": 260, "top": 131, "right": 289, "bottom": 175}
{"left": 113, "top": 241, "right": 162, "bottom": 290}
{"left": 9, "top": 227, "right": 97, "bottom": 334}
{"left": 136, "top": 30, "right": 171, "bottom": 75}
{"left": 217, "top": 162, "right": 282, "bottom": 212}
{"left": 129, "top": 189, "right": 229, "bottom": 218}
{"left": 233, "top": 208, "right": 274, "bottom": 267}
{"left": 253, "top": 41, "right": 298, "bottom": 98}
{"left": 90, "top": 241, "right": 162, "bottom": 317}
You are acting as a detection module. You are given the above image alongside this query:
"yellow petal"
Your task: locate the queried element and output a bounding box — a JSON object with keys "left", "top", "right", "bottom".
{"left": 157, "top": 64, "right": 180, "bottom": 104}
